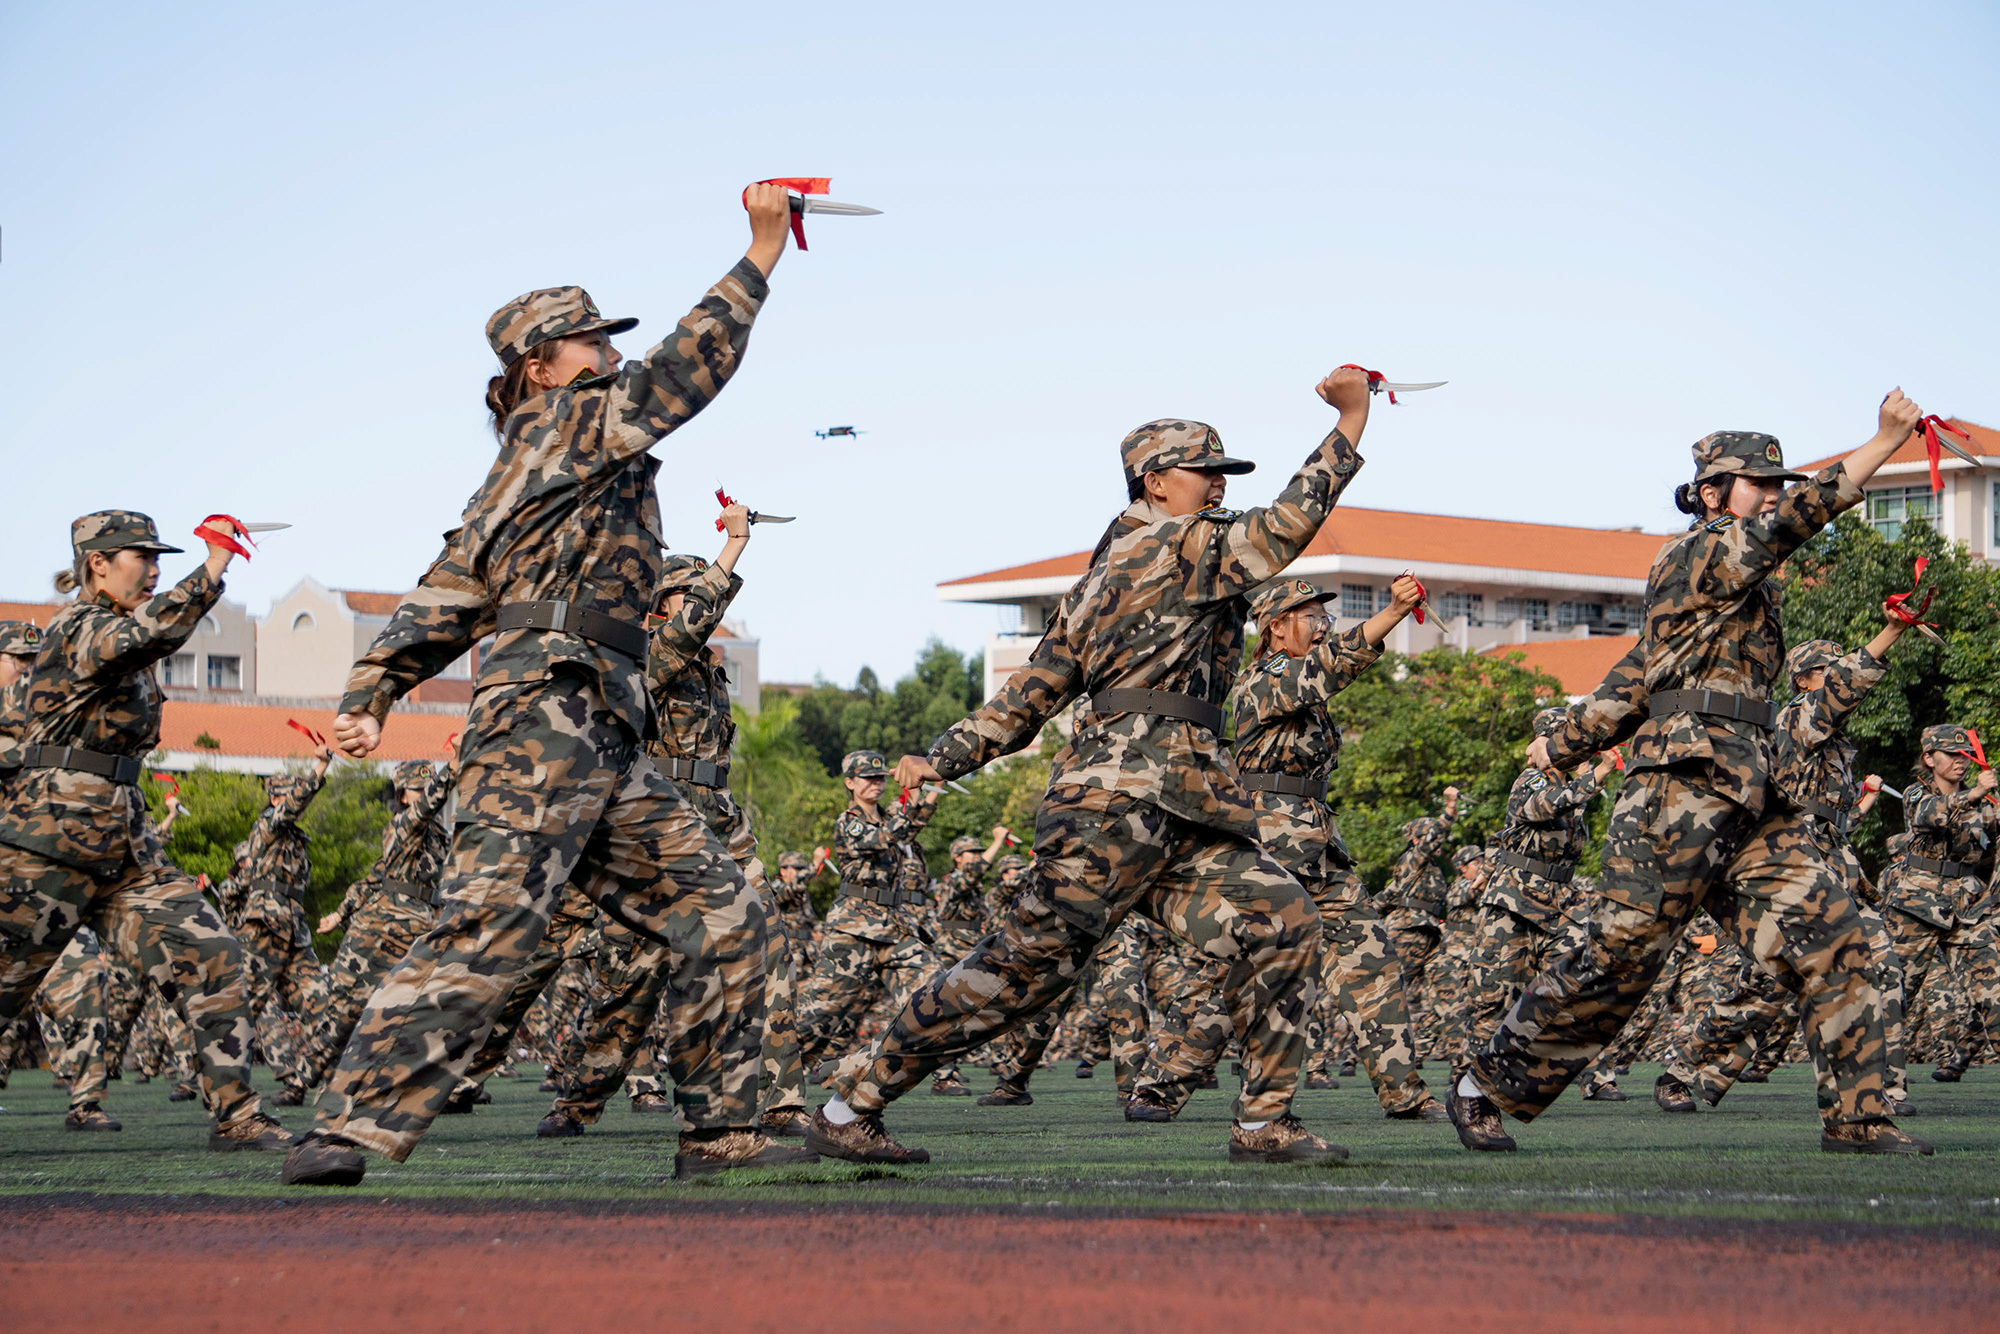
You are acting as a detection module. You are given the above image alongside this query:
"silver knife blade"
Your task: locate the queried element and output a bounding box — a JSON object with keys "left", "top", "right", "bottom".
{"left": 944, "top": 779, "right": 973, "bottom": 796}
{"left": 1932, "top": 432, "right": 1981, "bottom": 468}
{"left": 238, "top": 523, "right": 292, "bottom": 533}
{"left": 1371, "top": 380, "right": 1446, "bottom": 394}
{"left": 748, "top": 511, "right": 795, "bottom": 524}
{"left": 797, "top": 198, "right": 883, "bottom": 216}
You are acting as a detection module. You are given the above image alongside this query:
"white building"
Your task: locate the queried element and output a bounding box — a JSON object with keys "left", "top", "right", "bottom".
{"left": 1802, "top": 416, "right": 2000, "bottom": 551}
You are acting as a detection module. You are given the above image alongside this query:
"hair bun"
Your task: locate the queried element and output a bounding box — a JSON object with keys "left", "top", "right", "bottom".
{"left": 1673, "top": 481, "right": 1703, "bottom": 517}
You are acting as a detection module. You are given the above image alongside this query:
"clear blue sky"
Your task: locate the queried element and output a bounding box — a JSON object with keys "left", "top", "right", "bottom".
{"left": 4, "top": 2, "right": 1994, "bottom": 686}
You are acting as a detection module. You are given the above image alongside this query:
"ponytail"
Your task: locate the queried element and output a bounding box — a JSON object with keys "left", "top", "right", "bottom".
{"left": 485, "top": 355, "right": 545, "bottom": 438}
{"left": 53, "top": 554, "right": 90, "bottom": 597}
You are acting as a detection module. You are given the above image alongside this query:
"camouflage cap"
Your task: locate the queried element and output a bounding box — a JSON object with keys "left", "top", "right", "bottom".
{"left": 485, "top": 286, "right": 638, "bottom": 369}
{"left": 1452, "top": 845, "right": 1486, "bottom": 870}
{"left": 1784, "top": 639, "right": 1845, "bottom": 680}
{"left": 391, "top": 760, "right": 433, "bottom": 789}
{"left": 777, "top": 851, "right": 810, "bottom": 871}
{"left": 1119, "top": 419, "right": 1255, "bottom": 489}
{"left": 948, "top": 834, "right": 984, "bottom": 859}
{"left": 1692, "top": 431, "right": 1805, "bottom": 484}
{"left": 0, "top": 621, "right": 42, "bottom": 656}
{"left": 1920, "top": 724, "right": 1976, "bottom": 756}
{"left": 656, "top": 554, "right": 712, "bottom": 598}
{"left": 841, "top": 750, "right": 889, "bottom": 779}
{"left": 1250, "top": 578, "right": 1326, "bottom": 628}
{"left": 71, "top": 510, "right": 183, "bottom": 557}
{"left": 994, "top": 854, "right": 1030, "bottom": 879}
{"left": 1532, "top": 706, "right": 1571, "bottom": 739}
{"left": 264, "top": 774, "right": 303, "bottom": 799}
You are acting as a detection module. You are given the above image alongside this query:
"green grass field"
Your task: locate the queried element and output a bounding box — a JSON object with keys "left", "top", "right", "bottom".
{"left": 5, "top": 1062, "right": 1998, "bottom": 1227}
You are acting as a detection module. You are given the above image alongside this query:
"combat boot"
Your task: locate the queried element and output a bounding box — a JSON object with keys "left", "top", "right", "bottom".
{"left": 758, "top": 1106, "right": 812, "bottom": 1138}
{"left": 1446, "top": 1080, "right": 1517, "bottom": 1152}
{"left": 1305, "top": 1072, "right": 1340, "bottom": 1090}
{"left": 1228, "top": 1115, "right": 1350, "bottom": 1164}
{"left": 439, "top": 1083, "right": 482, "bottom": 1115}
{"left": 1198, "top": 1070, "right": 1220, "bottom": 1090}
{"left": 1821, "top": 1121, "right": 1935, "bottom": 1156}
{"left": 281, "top": 1133, "right": 367, "bottom": 1186}
{"left": 631, "top": 1092, "right": 676, "bottom": 1114}
{"left": 1123, "top": 1087, "right": 1175, "bottom": 1123}
{"left": 977, "top": 1079, "right": 1033, "bottom": 1106}
{"left": 1737, "top": 1070, "right": 1770, "bottom": 1084}
{"left": 1386, "top": 1096, "right": 1451, "bottom": 1123}
{"left": 472, "top": 1086, "right": 493, "bottom": 1105}
{"left": 270, "top": 1084, "right": 307, "bottom": 1107}
{"left": 210, "top": 1112, "right": 295, "bottom": 1153}
{"left": 1582, "top": 1084, "right": 1630, "bottom": 1103}
{"left": 537, "top": 1106, "right": 588, "bottom": 1138}
{"left": 538, "top": 1076, "right": 560, "bottom": 1092}
{"left": 168, "top": 1081, "right": 199, "bottom": 1102}
{"left": 1931, "top": 1067, "right": 1962, "bottom": 1083}
{"left": 1653, "top": 1074, "right": 1698, "bottom": 1113}
{"left": 673, "top": 1127, "right": 818, "bottom": 1179}
{"left": 931, "top": 1069, "right": 974, "bottom": 1097}
{"left": 803, "top": 1108, "right": 931, "bottom": 1165}
{"left": 1074, "top": 1058, "right": 1095, "bottom": 1079}
{"left": 1338, "top": 1060, "right": 1357, "bottom": 1077}
{"left": 64, "top": 1103, "right": 122, "bottom": 1132}
{"left": 131, "top": 1072, "right": 151, "bottom": 1085}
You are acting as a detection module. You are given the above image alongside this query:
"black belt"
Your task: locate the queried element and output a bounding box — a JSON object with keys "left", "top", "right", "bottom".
{"left": 251, "top": 878, "right": 309, "bottom": 903}
{"left": 1239, "top": 772, "right": 1322, "bottom": 798}
{"left": 22, "top": 744, "right": 141, "bottom": 785}
{"left": 840, "top": 882, "right": 902, "bottom": 906}
{"left": 1909, "top": 855, "right": 1979, "bottom": 880}
{"left": 380, "top": 879, "right": 442, "bottom": 908}
{"left": 659, "top": 756, "right": 729, "bottom": 788}
{"left": 1799, "top": 798, "right": 1847, "bottom": 830}
{"left": 1649, "top": 689, "right": 1775, "bottom": 729}
{"left": 1086, "top": 688, "right": 1225, "bottom": 736}
{"left": 1494, "top": 848, "right": 1575, "bottom": 885}
{"left": 496, "top": 601, "right": 649, "bottom": 661}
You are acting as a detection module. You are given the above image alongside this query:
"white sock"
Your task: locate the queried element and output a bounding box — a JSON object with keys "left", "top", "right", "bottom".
{"left": 1457, "top": 1071, "right": 1486, "bottom": 1100}
{"left": 1236, "top": 1120, "right": 1268, "bottom": 1131}
{"left": 822, "top": 1095, "right": 858, "bottom": 1125}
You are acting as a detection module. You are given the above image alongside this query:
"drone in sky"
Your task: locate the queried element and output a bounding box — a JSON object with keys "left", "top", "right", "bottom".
{"left": 815, "top": 425, "right": 864, "bottom": 439}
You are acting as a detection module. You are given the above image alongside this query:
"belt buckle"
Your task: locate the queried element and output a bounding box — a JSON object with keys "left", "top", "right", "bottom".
{"left": 543, "top": 603, "right": 569, "bottom": 632}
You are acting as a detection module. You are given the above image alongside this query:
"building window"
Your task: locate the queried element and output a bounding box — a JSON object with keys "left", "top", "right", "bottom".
{"left": 1992, "top": 481, "right": 2000, "bottom": 546}
{"left": 1497, "top": 597, "right": 1550, "bottom": 629}
{"left": 1867, "top": 485, "right": 1938, "bottom": 540}
{"left": 1558, "top": 601, "right": 1605, "bottom": 628}
{"left": 200, "top": 614, "right": 220, "bottom": 635}
{"left": 292, "top": 612, "right": 315, "bottom": 632}
{"left": 206, "top": 656, "right": 242, "bottom": 691}
{"left": 162, "top": 653, "right": 197, "bottom": 687}
{"left": 722, "top": 660, "right": 742, "bottom": 698}
{"left": 1339, "top": 585, "right": 1374, "bottom": 620}
{"left": 1438, "top": 592, "right": 1484, "bottom": 626}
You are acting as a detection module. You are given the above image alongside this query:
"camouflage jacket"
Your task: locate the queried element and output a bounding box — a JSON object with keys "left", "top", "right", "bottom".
{"left": 823, "top": 791, "right": 940, "bottom": 944}
{"left": 338, "top": 260, "right": 770, "bottom": 741}
{"left": 933, "top": 858, "right": 991, "bottom": 928}
{"left": 1487, "top": 767, "right": 1602, "bottom": 925}
{"left": 644, "top": 561, "right": 740, "bottom": 768}
{"left": 1384, "top": 808, "right": 1457, "bottom": 915}
{"left": 926, "top": 430, "right": 1363, "bottom": 845}
{"left": 1883, "top": 778, "right": 1997, "bottom": 929}
{"left": 1771, "top": 646, "right": 1884, "bottom": 835}
{"left": 0, "top": 571, "right": 221, "bottom": 875}
{"left": 372, "top": 763, "right": 455, "bottom": 892}
{"left": 1228, "top": 626, "right": 1382, "bottom": 886}
{"left": 233, "top": 771, "right": 325, "bottom": 932}
{"left": 1542, "top": 465, "right": 1864, "bottom": 813}
{"left": 0, "top": 675, "right": 27, "bottom": 784}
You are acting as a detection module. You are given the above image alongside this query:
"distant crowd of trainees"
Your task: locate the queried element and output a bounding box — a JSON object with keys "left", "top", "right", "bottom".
{"left": 0, "top": 184, "right": 1975, "bottom": 1187}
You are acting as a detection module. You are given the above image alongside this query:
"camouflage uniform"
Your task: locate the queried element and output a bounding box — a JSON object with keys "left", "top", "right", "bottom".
{"left": 221, "top": 771, "right": 329, "bottom": 1094}
{"left": 1430, "top": 848, "right": 1487, "bottom": 1070}
{"left": 1478, "top": 437, "right": 1892, "bottom": 1135}
{"left": 1467, "top": 745, "right": 1622, "bottom": 1096}
{"left": 1381, "top": 805, "right": 1458, "bottom": 1062}
{"left": 1223, "top": 582, "right": 1433, "bottom": 1115}
{"left": 834, "top": 418, "right": 1361, "bottom": 1131}
{"left": 0, "top": 512, "right": 270, "bottom": 1138}
{"left": 1098, "top": 914, "right": 1221, "bottom": 1097}
{"left": 771, "top": 852, "right": 819, "bottom": 977}
{"left": 0, "top": 620, "right": 43, "bottom": 782}
{"left": 556, "top": 554, "right": 805, "bottom": 1124}
{"left": 295, "top": 762, "right": 454, "bottom": 1088}
{"left": 306, "top": 270, "right": 774, "bottom": 1164}
{"left": 1880, "top": 725, "right": 2000, "bottom": 1083}
{"left": 459, "top": 883, "right": 601, "bottom": 1093}
{"left": 1668, "top": 641, "right": 1909, "bottom": 1106}
{"left": 34, "top": 930, "right": 109, "bottom": 1094}
{"left": 796, "top": 758, "right": 942, "bottom": 1074}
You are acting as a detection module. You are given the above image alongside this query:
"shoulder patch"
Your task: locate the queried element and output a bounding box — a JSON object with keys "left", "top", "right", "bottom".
{"left": 1523, "top": 771, "right": 1548, "bottom": 790}
{"left": 1705, "top": 515, "right": 1736, "bottom": 532}
{"left": 1195, "top": 504, "right": 1241, "bottom": 523}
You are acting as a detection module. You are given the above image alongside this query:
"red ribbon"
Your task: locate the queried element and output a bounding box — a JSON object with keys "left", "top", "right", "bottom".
{"left": 194, "top": 514, "right": 256, "bottom": 560}
{"left": 745, "top": 177, "right": 831, "bottom": 251}
{"left": 1608, "top": 749, "right": 1626, "bottom": 773}
{"left": 715, "top": 486, "right": 736, "bottom": 533}
{"left": 286, "top": 718, "right": 328, "bottom": 748}
{"left": 1338, "top": 364, "right": 1400, "bottom": 404}
{"left": 1919, "top": 416, "right": 1974, "bottom": 494}
{"left": 1400, "top": 570, "right": 1429, "bottom": 624}
{"left": 444, "top": 732, "right": 460, "bottom": 757}
{"left": 1002, "top": 832, "right": 1022, "bottom": 847}
{"left": 151, "top": 771, "right": 180, "bottom": 799}
{"left": 1885, "top": 557, "right": 1938, "bottom": 633}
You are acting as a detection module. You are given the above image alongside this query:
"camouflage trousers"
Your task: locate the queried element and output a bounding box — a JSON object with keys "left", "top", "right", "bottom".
{"left": 1428, "top": 917, "right": 1479, "bottom": 1069}
{"left": 462, "top": 884, "right": 599, "bottom": 1089}
{"left": 1100, "top": 918, "right": 1218, "bottom": 1096}
{"left": 295, "top": 891, "right": 437, "bottom": 1088}
{"left": 796, "top": 926, "right": 938, "bottom": 1072}
{"left": 130, "top": 988, "right": 198, "bottom": 1081}
{"left": 1381, "top": 906, "right": 1445, "bottom": 1061}
{"left": 1305, "top": 876, "right": 1430, "bottom": 1113}
{"left": 0, "top": 843, "right": 263, "bottom": 1128}
{"left": 1049, "top": 953, "right": 1119, "bottom": 1064}
{"left": 33, "top": 935, "right": 107, "bottom": 1096}
{"left": 834, "top": 787, "right": 1320, "bottom": 1123}
{"left": 310, "top": 675, "right": 767, "bottom": 1161}
{"left": 1463, "top": 902, "right": 1620, "bottom": 1095}
{"left": 234, "top": 906, "right": 324, "bottom": 1091}
{"left": 1672, "top": 902, "right": 1907, "bottom": 1106}
{"left": 1884, "top": 907, "right": 2000, "bottom": 1081}
{"left": 1472, "top": 772, "right": 1889, "bottom": 1129}
{"left": 64, "top": 940, "right": 154, "bottom": 1109}
{"left": 561, "top": 785, "right": 804, "bottom": 1120}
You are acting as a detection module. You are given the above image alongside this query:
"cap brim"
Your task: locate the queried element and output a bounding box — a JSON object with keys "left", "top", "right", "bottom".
{"left": 1258, "top": 589, "right": 1326, "bottom": 624}
{"left": 1187, "top": 455, "right": 1256, "bottom": 475}
{"left": 576, "top": 316, "right": 638, "bottom": 338}
{"left": 80, "top": 539, "right": 185, "bottom": 555}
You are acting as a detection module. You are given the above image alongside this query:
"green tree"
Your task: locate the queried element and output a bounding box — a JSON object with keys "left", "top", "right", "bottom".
{"left": 1327, "top": 646, "right": 1567, "bottom": 891}
{"left": 728, "top": 695, "right": 850, "bottom": 914}
{"left": 791, "top": 640, "right": 987, "bottom": 778}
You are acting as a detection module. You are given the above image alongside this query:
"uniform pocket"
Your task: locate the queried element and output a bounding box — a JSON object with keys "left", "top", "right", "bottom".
{"left": 454, "top": 681, "right": 558, "bottom": 833}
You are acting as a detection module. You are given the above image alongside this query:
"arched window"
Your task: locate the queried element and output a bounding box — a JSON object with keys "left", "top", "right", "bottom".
{"left": 200, "top": 615, "right": 221, "bottom": 635}
{"left": 292, "top": 612, "right": 316, "bottom": 632}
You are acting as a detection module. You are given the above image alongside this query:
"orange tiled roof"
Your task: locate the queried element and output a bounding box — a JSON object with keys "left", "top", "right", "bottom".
{"left": 339, "top": 590, "right": 404, "bottom": 616}
{"left": 1482, "top": 634, "right": 1639, "bottom": 697}
{"left": 940, "top": 507, "right": 1667, "bottom": 587}
{"left": 0, "top": 600, "right": 63, "bottom": 628}
{"left": 161, "top": 701, "right": 461, "bottom": 763}
{"left": 1798, "top": 417, "right": 1997, "bottom": 473}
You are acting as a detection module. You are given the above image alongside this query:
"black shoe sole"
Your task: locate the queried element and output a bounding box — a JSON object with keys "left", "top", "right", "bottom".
{"left": 64, "top": 1122, "right": 123, "bottom": 1132}
{"left": 976, "top": 1094, "right": 1032, "bottom": 1106}
{"left": 281, "top": 1156, "right": 366, "bottom": 1185}
{"left": 930, "top": 1085, "right": 975, "bottom": 1097}
{"left": 1821, "top": 1136, "right": 1935, "bottom": 1156}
